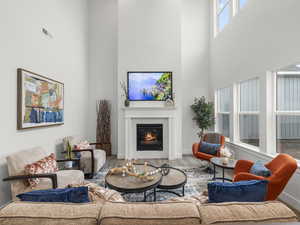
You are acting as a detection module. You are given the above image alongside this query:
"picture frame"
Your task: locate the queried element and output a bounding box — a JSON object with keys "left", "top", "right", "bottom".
{"left": 17, "top": 68, "right": 64, "bottom": 130}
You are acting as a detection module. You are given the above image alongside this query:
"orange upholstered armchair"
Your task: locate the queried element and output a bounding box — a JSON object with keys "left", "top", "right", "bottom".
{"left": 233, "top": 154, "right": 298, "bottom": 200}
{"left": 192, "top": 133, "right": 225, "bottom": 162}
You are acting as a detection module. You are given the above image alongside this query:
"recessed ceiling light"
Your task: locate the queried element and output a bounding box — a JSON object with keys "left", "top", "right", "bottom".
{"left": 296, "top": 64, "right": 300, "bottom": 68}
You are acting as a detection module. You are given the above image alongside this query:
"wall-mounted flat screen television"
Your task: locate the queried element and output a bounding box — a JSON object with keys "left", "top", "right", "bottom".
{"left": 127, "top": 72, "right": 172, "bottom": 101}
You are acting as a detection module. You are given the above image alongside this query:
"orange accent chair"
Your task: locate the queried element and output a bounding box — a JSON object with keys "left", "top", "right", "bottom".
{"left": 233, "top": 154, "right": 298, "bottom": 201}
{"left": 192, "top": 133, "right": 225, "bottom": 162}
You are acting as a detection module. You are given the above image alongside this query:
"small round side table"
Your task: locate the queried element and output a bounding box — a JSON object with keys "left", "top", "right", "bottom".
{"left": 210, "top": 157, "right": 237, "bottom": 182}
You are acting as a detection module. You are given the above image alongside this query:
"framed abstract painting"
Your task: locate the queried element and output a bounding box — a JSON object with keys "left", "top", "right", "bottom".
{"left": 17, "top": 69, "right": 64, "bottom": 130}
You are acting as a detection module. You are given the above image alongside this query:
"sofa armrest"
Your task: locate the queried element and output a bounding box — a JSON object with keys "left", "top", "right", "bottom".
{"left": 73, "top": 149, "right": 94, "bottom": 177}
{"left": 234, "top": 160, "right": 254, "bottom": 175}
{"left": 192, "top": 143, "right": 200, "bottom": 157}
{"left": 233, "top": 172, "right": 266, "bottom": 182}
{"left": 3, "top": 173, "right": 58, "bottom": 189}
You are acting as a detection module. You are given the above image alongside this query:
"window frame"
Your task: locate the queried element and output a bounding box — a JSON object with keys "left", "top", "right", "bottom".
{"left": 275, "top": 72, "right": 300, "bottom": 159}
{"left": 236, "top": 77, "right": 260, "bottom": 149}
{"left": 215, "top": 87, "right": 232, "bottom": 140}
{"left": 238, "top": 0, "right": 248, "bottom": 10}
{"left": 214, "top": 0, "right": 249, "bottom": 37}
{"left": 216, "top": 0, "right": 232, "bottom": 33}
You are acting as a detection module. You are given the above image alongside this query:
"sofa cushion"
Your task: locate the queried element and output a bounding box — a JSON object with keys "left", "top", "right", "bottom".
{"left": 6, "top": 147, "right": 48, "bottom": 176}
{"left": 68, "top": 182, "right": 125, "bottom": 203}
{"left": 17, "top": 187, "right": 90, "bottom": 203}
{"left": 250, "top": 160, "right": 272, "bottom": 177}
{"left": 0, "top": 201, "right": 102, "bottom": 225}
{"left": 24, "top": 153, "right": 58, "bottom": 187}
{"left": 208, "top": 180, "right": 268, "bottom": 203}
{"left": 198, "top": 141, "right": 220, "bottom": 156}
{"left": 99, "top": 201, "right": 201, "bottom": 225}
{"left": 198, "top": 201, "right": 298, "bottom": 224}
{"left": 56, "top": 169, "right": 85, "bottom": 187}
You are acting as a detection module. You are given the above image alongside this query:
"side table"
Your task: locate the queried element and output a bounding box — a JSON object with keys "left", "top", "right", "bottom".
{"left": 210, "top": 157, "right": 237, "bottom": 182}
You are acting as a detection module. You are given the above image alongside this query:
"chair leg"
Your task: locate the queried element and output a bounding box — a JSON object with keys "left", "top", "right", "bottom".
{"left": 202, "top": 162, "right": 214, "bottom": 174}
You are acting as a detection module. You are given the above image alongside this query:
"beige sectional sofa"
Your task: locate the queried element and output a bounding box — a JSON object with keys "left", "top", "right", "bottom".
{"left": 0, "top": 200, "right": 298, "bottom": 225}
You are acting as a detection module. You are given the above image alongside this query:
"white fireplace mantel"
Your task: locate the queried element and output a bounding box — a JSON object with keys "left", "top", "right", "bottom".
{"left": 122, "top": 107, "right": 181, "bottom": 160}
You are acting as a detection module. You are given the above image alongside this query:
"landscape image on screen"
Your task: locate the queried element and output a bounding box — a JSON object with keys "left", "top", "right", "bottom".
{"left": 128, "top": 72, "right": 172, "bottom": 101}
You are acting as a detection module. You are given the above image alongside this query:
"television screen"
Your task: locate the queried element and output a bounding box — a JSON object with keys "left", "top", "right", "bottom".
{"left": 128, "top": 72, "right": 172, "bottom": 101}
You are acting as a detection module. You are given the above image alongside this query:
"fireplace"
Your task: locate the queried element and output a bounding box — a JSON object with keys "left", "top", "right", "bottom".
{"left": 137, "top": 124, "right": 163, "bottom": 151}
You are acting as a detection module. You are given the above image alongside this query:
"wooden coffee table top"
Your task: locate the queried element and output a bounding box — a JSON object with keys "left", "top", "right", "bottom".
{"left": 105, "top": 164, "right": 162, "bottom": 193}
{"left": 158, "top": 167, "right": 187, "bottom": 189}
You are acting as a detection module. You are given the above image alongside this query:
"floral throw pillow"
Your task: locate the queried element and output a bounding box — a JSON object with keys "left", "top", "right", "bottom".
{"left": 24, "top": 153, "right": 59, "bottom": 187}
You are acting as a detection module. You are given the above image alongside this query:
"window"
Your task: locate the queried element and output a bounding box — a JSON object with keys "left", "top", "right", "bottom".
{"left": 276, "top": 74, "right": 300, "bottom": 159}
{"left": 239, "top": 0, "right": 248, "bottom": 9}
{"left": 238, "top": 78, "right": 260, "bottom": 147}
{"left": 216, "top": 87, "right": 231, "bottom": 138}
{"left": 217, "top": 0, "right": 232, "bottom": 32}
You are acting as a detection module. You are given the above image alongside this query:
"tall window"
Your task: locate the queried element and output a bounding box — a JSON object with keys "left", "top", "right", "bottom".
{"left": 276, "top": 74, "right": 300, "bottom": 160}
{"left": 217, "top": 0, "right": 232, "bottom": 32}
{"left": 239, "top": 78, "right": 260, "bottom": 147}
{"left": 216, "top": 87, "right": 231, "bottom": 138}
{"left": 239, "top": 0, "right": 248, "bottom": 9}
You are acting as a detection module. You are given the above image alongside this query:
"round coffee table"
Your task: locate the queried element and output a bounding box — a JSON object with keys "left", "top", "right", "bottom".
{"left": 156, "top": 166, "right": 187, "bottom": 197}
{"left": 105, "top": 164, "right": 162, "bottom": 201}
{"left": 210, "top": 157, "right": 237, "bottom": 182}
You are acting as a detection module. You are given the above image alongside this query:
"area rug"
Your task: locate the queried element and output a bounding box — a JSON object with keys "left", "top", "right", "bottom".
{"left": 88, "top": 165, "right": 214, "bottom": 202}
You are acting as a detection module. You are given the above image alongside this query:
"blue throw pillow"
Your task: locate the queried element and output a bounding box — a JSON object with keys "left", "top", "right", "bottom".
{"left": 17, "top": 187, "right": 90, "bottom": 203}
{"left": 250, "top": 161, "right": 272, "bottom": 177}
{"left": 198, "top": 141, "right": 221, "bottom": 156}
{"left": 208, "top": 180, "right": 268, "bottom": 203}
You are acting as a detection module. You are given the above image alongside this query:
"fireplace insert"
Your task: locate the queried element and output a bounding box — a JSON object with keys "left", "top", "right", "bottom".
{"left": 136, "top": 124, "right": 163, "bottom": 151}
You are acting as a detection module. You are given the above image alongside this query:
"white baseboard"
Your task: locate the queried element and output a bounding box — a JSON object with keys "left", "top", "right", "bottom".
{"left": 183, "top": 148, "right": 192, "bottom": 155}
{"left": 279, "top": 191, "right": 300, "bottom": 212}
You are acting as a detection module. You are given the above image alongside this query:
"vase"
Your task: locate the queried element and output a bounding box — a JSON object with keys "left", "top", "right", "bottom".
{"left": 65, "top": 161, "right": 73, "bottom": 169}
{"left": 221, "top": 157, "right": 229, "bottom": 165}
{"left": 124, "top": 99, "right": 130, "bottom": 107}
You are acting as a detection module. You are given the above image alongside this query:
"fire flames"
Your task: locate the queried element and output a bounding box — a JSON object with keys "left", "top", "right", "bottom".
{"left": 144, "top": 132, "right": 157, "bottom": 142}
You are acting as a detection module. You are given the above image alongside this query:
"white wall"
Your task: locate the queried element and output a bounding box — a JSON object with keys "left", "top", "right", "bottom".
{"left": 117, "top": 0, "right": 183, "bottom": 158}
{"left": 86, "top": 0, "right": 211, "bottom": 157}
{"left": 87, "top": 0, "right": 118, "bottom": 154}
{"left": 182, "top": 0, "right": 210, "bottom": 153}
{"left": 210, "top": 0, "right": 300, "bottom": 91}
{"left": 0, "top": 0, "right": 88, "bottom": 205}
{"left": 210, "top": 0, "right": 300, "bottom": 211}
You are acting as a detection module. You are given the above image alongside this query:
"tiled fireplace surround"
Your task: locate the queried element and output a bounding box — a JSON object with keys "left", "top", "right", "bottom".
{"left": 121, "top": 107, "right": 181, "bottom": 160}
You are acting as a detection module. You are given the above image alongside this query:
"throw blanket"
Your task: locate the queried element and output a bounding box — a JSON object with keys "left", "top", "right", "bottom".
{"left": 67, "top": 182, "right": 125, "bottom": 203}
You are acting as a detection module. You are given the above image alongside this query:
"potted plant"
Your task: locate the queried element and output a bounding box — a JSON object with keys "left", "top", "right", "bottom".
{"left": 190, "top": 96, "right": 215, "bottom": 139}
{"left": 120, "top": 81, "right": 130, "bottom": 107}
{"left": 65, "top": 141, "right": 73, "bottom": 168}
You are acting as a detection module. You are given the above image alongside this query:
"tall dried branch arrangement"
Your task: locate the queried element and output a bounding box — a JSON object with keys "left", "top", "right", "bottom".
{"left": 96, "top": 100, "right": 111, "bottom": 156}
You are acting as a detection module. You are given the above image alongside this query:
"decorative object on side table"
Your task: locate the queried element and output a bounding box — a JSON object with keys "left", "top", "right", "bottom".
{"left": 17, "top": 68, "right": 64, "bottom": 130}
{"left": 220, "top": 147, "right": 233, "bottom": 165}
{"left": 65, "top": 141, "right": 74, "bottom": 168}
{"left": 96, "top": 100, "right": 112, "bottom": 156}
{"left": 120, "top": 81, "right": 130, "bottom": 107}
{"left": 211, "top": 157, "right": 237, "bottom": 182}
{"left": 190, "top": 96, "right": 215, "bottom": 139}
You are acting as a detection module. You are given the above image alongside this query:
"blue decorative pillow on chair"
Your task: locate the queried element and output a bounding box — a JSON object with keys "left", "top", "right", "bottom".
{"left": 198, "top": 141, "right": 221, "bottom": 156}
{"left": 208, "top": 180, "right": 268, "bottom": 203}
{"left": 17, "top": 187, "right": 90, "bottom": 203}
{"left": 250, "top": 161, "right": 272, "bottom": 177}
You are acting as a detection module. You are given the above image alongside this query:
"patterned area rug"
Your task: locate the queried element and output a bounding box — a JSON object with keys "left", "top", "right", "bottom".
{"left": 88, "top": 165, "right": 214, "bottom": 202}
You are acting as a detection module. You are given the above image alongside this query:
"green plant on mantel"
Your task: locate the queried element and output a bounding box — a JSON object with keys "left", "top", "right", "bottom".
{"left": 190, "top": 96, "right": 215, "bottom": 139}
